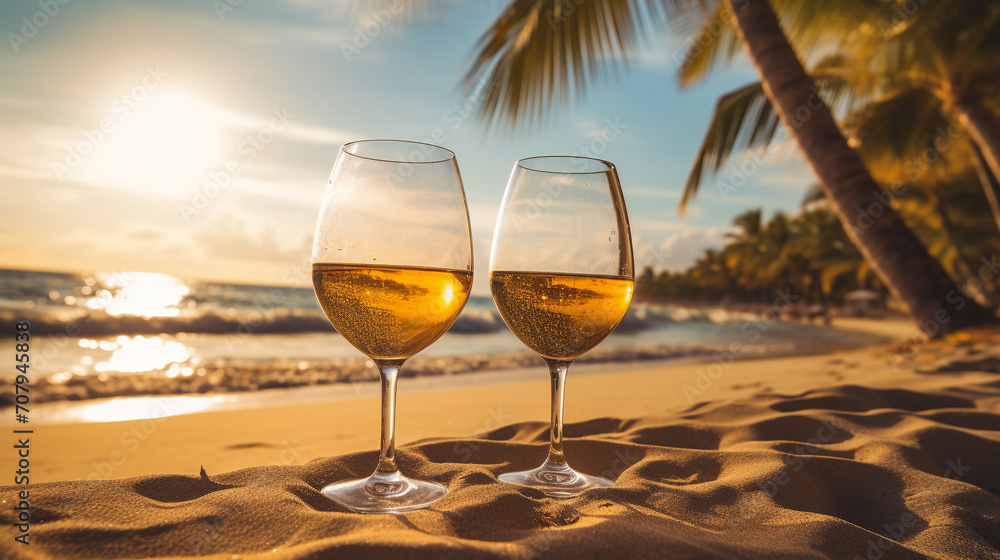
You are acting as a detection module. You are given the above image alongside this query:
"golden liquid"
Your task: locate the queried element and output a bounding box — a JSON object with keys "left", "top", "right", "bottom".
{"left": 490, "top": 271, "right": 633, "bottom": 361}
{"left": 313, "top": 263, "right": 472, "bottom": 360}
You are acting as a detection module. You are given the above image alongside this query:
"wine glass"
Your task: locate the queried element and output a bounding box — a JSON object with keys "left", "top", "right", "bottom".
{"left": 490, "top": 156, "right": 634, "bottom": 497}
{"left": 311, "top": 139, "right": 473, "bottom": 513}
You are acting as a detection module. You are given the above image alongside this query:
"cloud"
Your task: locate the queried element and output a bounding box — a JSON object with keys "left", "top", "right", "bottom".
{"left": 626, "top": 186, "right": 682, "bottom": 199}
{"left": 0, "top": 95, "right": 39, "bottom": 109}
{"left": 126, "top": 229, "right": 163, "bottom": 241}
{"left": 230, "top": 19, "right": 353, "bottom": 48}
{"left": 279, "top": 121, "right": 356, "bottom": 145}
{"left": 640, "top": 226, "right": 731, "bottom": 271}
{"left": 629, "top": 216, "right": 691, "bottom": 233}
{"left": 195, "top": 211, "right": 311, "bottom": 263}
{"left": 0, "top": 88, "right": 354, "bottom": 206}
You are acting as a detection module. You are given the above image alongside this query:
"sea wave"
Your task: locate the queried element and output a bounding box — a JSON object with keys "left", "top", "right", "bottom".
{"left": 0, "top": 305, "right": 655, "bottom": 338}
{"left": 0, "top": 342, "right": 789, "bottom": 405}
{"left": 0, "top": 309, "right": 513, "bottom": 337}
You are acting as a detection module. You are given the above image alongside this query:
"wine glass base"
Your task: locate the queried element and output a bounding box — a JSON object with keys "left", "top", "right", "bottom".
{"left": 499, "top": 461, "right": 613, "bottom": 498}
{"left": 321, "top": 471, "right": 447, "bottom": 513}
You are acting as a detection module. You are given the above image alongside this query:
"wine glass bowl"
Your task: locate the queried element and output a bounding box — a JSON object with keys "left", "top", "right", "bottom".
{"left": 490, "top": 156, "right": 634, "bottom": 497}
{"left": 311, "top": 140, "right": 473, "bottom": 513}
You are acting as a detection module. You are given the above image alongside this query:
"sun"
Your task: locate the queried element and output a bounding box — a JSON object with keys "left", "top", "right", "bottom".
{"left": 75, "top": 88, "right": 225, "bottom": 200}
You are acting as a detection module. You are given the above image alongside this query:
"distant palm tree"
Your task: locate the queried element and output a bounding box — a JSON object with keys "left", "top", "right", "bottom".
{"left": 727, "top": 209, "right": 763, "bottom": 242}
{"left": 723, "top": 208, "right": 763, "bottom": 296}
{"left": 451, "top": 0, "right": 996, "bottom": 334}
{"left": 785, "top": 208, "right": 863, "bottom": 305}
{"left": 690, "top": 248, "right": 732, "bottom": 297}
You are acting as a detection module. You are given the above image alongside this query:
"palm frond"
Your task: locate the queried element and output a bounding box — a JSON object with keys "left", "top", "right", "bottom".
{"left": 675, "top": 0, "right": 891, "bottom": 86}
{"left": 348, "top": 0, "right": 450, "bottom": 25}
{"left": 674, "top": 3, "right": 742, "bottom": 87}
{"left": 679, "top": 64, "right": 893, "bottom": 212}
{"left": 768, "top": 0, "right": 889, "bottom": 63}
{"left": 462, "top": 0, "right": 705, "bottom": 131}
{"left": 679, "top": 81, "right": 780, "bottom": 211}
{"left": 847, "top": 88, "right": 974, "bottom": 184}
{"left": 800, "top": 183, "right": 825, "bottom": 207}
{"left": 819, "top": 257, "right": 863, "bottom": 294}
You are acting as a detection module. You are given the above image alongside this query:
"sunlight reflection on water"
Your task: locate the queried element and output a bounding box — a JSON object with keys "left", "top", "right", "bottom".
{"left": 79, "top": 335, "right": 197, "bottom": 376}
{"left": 78, "top": 396, "right": 225, "bottom": 422}
{"left": 85, "top": 271, "right": 190, "bottom": 318}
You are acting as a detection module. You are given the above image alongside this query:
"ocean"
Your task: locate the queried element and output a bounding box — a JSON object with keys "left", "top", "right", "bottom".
{"left": 0, "top": 268, "right": 880, "bottom": 406}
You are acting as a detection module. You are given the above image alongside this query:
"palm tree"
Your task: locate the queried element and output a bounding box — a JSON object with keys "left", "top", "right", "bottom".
{"left": 642, "top": 206, "right": 884, "bottom": 305}
{"left": 454, "top": 0, "right": 996, "bottom": 334}
{"left": 727, "top": 208, "right": 763, "bottom": 242}
{"left": 785, "top": 208, "right": 864, "bottom": 305}
{"left": 755, "top": 211, "right": 796, "bottom": 296}
{"left": 717, "top": 0, "right": 995, "bottom": 331}
{"left": 677, "top": 1, "right": 1000, "bottom": 231}
{"left": 723, "top": 208, "right": 763, "bottom": 297}
{"left": 886, "top": 1, "right": 1000, "bottom": 203}
{"left": 689, "top": 248, "right": 732, "bottom": 298}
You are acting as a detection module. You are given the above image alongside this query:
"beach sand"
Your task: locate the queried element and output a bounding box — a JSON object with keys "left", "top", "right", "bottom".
{"left": 3, "top": 319, "right": 1000, "bottom": 559}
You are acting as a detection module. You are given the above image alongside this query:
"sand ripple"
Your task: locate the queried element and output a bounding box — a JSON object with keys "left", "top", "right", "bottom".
{"left": 4, "top": 377, "right": 999, "bottom": 559}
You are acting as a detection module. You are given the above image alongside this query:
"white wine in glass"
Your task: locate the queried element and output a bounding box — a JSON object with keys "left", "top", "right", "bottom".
{"left": 490, "top": 156, "right": 634, "bottom": 497}
{"left": 312, "top": 140, "right": 473, "bottom": 513}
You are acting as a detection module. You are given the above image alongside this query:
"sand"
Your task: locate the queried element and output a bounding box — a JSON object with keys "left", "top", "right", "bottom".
{"left": 2, "top": 320, "right": 1000, "bottom": 559}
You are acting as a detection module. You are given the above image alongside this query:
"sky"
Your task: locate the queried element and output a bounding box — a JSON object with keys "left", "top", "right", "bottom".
{"left": 0, "top": 0, "right": 815, "bottom": 294}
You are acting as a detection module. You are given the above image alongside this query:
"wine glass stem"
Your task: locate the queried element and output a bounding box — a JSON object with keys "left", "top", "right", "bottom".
{"left": 544, "top": 359, "right": 572, "bottom": 467}
{"left": 374, "top": 359, "right": 404, "bottom": 475}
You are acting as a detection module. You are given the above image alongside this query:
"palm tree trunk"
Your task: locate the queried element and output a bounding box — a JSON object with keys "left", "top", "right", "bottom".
{"left": 724, "top": 0, "right": 996, "bottom": 336}
{"left": 970, "top": 141, "right": 1000, "bottom": 236}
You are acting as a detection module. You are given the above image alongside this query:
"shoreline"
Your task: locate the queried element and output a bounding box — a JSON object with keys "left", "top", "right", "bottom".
{"left": 5, "top": 317, "right": 919, "bottom": 426}
{"left": 2, "top": 316, "right": 914, "bottom": 410}
{"left": 19, "top": 318, "right": 933, "bottom": 483}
